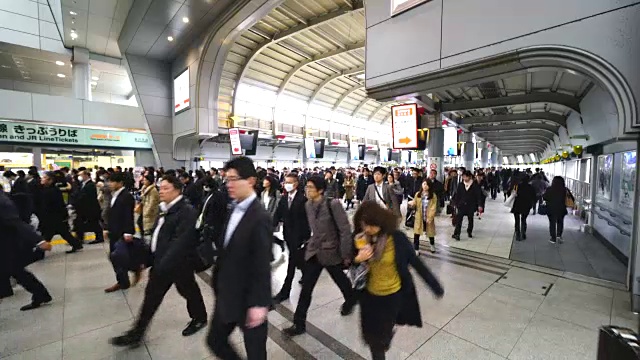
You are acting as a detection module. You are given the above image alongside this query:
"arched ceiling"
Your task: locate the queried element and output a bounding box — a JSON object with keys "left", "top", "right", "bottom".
{"left": 219, "top": 0, "right": 395, "bottom": 125}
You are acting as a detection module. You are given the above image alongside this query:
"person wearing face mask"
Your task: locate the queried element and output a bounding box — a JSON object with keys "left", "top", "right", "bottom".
{"left": 272, "top": 173, "right": 311, "bottom": 303}
{"left": 72, "top": 170, "right": 103, "bottom": 251}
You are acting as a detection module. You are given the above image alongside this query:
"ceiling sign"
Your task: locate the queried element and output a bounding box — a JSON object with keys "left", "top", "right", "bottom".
{"left": 391, "top": 103, "right": 419, "bottom": 149}
{"left": 229, "top": 128, "right": 242, "bottom": 155}
{"left": 0, "top": 120, "right": 152, "bottom": 149}
{"left": 173, "top": 68, "right": 190, "bottom": 114}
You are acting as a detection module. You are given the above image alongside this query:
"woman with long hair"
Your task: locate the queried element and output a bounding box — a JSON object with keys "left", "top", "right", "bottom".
{"left": 260, "top": 175, "right": 281, "bottom": 219}
{"left": 387, "top": 173, "right": 404, "bottom": 208}
{"left": 352, "top": 201, "right": 444, "bottom": 360}
{"left": 543, "top": 176, "right": 575, "bottom": 244}
{"left": 408, "top": 180, "right": 437, "bottom": 254}
{"left": 509, "top": 173, "right": 536, "bottom": 241}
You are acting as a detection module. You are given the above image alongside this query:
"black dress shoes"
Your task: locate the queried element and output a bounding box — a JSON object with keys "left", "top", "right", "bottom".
{"left": 109, "top": 331, "right": 142, "bottom": 348}
{"left": 87, "top": 239, "right": 104, "bottom": 245}
{"left": 182, "top": 319, "right": 207, "bottom": 336}
{"left": 272, "top": 293, "right": 289, "bottom": 303}
{"left": 66, "top": 246, "right": 83, "bottom": 254}
{"left": 20, "top": 294, "right": 52, "bottom": 311}
{"left": 283, "top": 324, "right": 306, "bottom": 337}
{"left": 340, "top": 301, "right": 355, "bottom": 316}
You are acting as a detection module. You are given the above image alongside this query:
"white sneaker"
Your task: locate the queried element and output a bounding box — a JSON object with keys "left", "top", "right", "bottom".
{"left": 430, "top": 244, "right": 436, "bottom": 253}
{"left": 415, "top": 250, "right": 420, "bottom": 256}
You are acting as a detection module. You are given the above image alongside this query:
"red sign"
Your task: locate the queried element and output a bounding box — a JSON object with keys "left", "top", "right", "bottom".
{"left": 430, "top": 163, "right": 437, "bottom": 170}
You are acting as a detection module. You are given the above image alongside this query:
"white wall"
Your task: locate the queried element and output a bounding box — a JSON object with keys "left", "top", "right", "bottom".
{"left": 0, "top": 0, "right": 67, "bottom": 54}
{"left": 0, "top": 78, "right": 138, "bottom": 107}
{"left": 0, "top": 88, "right": 145, "bottom": 129}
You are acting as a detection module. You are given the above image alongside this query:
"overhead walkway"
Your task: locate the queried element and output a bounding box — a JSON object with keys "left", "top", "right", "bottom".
{"left": 412, "top": 195, "right": 627, "bottom": 285}
{"left": 1, "top": 233, "right": 637, "bottom": 360}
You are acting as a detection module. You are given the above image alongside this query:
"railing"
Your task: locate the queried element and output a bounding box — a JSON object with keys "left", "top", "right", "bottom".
{"left": 565, "top": 177, "right": 591, "bottom": 220}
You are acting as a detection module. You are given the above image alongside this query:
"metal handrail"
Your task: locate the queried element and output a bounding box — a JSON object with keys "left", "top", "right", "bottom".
{"left": 592, "top": 208, "right": 632, "bottom": 237}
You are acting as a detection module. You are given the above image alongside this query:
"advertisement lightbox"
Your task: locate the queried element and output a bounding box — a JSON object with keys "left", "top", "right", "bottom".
{"left": 229, "top": 128, "right": 242, "bottom": 155}
{"left": 391, "top": 103, "right": 418, "bottom": 150}
{"left": 304, "top": 138, "right": 316, "bottom": 159}
{"left": 173, "top": 68, "right": 190, "bottom": 114}
{"left": 350, "top": 142, "right": 360, "bottom": 161}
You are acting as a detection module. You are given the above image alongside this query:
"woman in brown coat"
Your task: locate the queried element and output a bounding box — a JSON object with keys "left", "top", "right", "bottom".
{"left": 138, "top": 174, "right": 159, "bottom": 238}
{"left": 409, "top": 180, "right": 437, "bottom": 254}
{"left": 343, "top": 171, "right": 355, "bottom": 210}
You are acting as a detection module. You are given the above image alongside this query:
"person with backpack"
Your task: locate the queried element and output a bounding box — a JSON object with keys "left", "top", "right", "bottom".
{"left": 283, "top": 176, "right": 356, "bottom": 337}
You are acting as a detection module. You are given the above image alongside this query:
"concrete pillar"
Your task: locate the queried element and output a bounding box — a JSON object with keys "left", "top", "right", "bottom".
{"left": 490, "top": 147, "right": 498, "bottom": 167}
{"left": 495, "top": 149, "right": 503, "bottom": 166}
{"left": 631, "top": 139, "right": 640, "bottom": 310}
{"left": 460, "top": 132, "right": 474, "bottom": 171}
{"left": 32, "top": 147, "right": 42, "bottom": 169}
{"left": 72, "top": 47, "right": 91, "bottom": 101}
{"left": 428, "top": 127, "right": 444, "bottom": 180}
{"left": 479, "top": 141, "right": 489, "bottom": 168}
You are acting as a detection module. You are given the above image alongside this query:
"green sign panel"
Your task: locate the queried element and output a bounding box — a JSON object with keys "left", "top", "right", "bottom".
{"left": 0, "top": 120, "right": 152, "bottom": 149}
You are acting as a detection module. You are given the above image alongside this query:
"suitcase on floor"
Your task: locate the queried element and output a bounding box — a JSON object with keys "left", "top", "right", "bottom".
{"left": 597, "top": 326, "right": 640, "bottom": 359}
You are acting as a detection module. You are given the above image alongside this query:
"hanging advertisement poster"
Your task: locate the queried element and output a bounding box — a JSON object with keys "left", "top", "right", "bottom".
{"left": 619, "top": 151, "right": 636, "bottom": 209}
{"left": 597, "top": 154, "right": 613, "bottom": 200}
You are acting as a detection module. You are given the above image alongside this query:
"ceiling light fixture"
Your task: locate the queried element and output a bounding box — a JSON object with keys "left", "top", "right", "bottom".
{"left": 69, "top": 11, "right": 77, "bottom": 15}
{"left": 1, "top": 65, "right": 9, "bottom": 69}
{"left": 91, "top": 81, "right": 97, "bottom": 86}
{"left": 56, "top": 61, "right": 65, "bottom": 66}
{"left": 182, "top": 17, "right": 189, "bottom": 23}
{"left": 70, "top": 32, "right": 78, "bottom": 40}
{"left": 91, "top": 76, "right": 99, "bottom": 81}
{"left": 57, "top": 74, "right": 66, "bottom": 78}
{"left": 356, "top": 73, "right": 366, "bottom": 80}
{"left": 167, "top": 36, "right": 174, "bottom": 41}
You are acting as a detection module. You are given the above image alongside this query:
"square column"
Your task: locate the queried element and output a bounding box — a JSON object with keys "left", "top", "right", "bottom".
{"left": 72, "top": 47, "right": 91, "bottom": 101}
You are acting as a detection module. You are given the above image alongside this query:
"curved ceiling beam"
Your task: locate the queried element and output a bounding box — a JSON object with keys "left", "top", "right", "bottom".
{"left": 307, "top": 65, "right": 364, "bottom": 105}
{"left": 458, "top": 112, "right": 566, "bottom": 127}
{"left": 489, "top": 140, "right": 550, "bottom": 148}
{"left": 277, "top": 41, "right": 366, "bottom": 97}
{"left": 368, "top": 101, "right": 394, "bottom": 123}
{"left": 233, "top": 5, "right": 364, "bottom": 100}
{"left": 475, "top": 130, "right": 555, "bottom": 140}
{"left": 481, "top": 134, "right": 551, "bottom": 143}
{"left": 333, "top": 85, "right": 364, "bottom": 111}
{"left": 440, "top": 93, "right": 580, "bottom": 114}
{"left": 469, "top": 123, "right": 558, "bottom": 134}
{"left": 351, "top": 98, "right": 373, "bottom": 117}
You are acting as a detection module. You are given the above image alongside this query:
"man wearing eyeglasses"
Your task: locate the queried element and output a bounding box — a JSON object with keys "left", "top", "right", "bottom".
{"left": 207, "top": 157, "right": 272, "bottom": 360}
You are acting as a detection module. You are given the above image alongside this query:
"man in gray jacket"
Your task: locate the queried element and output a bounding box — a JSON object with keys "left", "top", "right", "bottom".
{"left": 284, "top": 176, "right": 355, "bottom": 337}
{"left": 363, "top": 166, "right": 401, "bottom": 219}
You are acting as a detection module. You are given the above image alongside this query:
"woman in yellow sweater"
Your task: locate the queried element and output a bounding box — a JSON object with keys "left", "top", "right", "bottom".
{"left": 352, "top": 201, "right": 444, "bottom": 360}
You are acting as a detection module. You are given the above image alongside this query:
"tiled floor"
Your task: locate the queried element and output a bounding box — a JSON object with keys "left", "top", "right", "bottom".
{"left": 1, "top": 237, "right": 637, "bottom": 360}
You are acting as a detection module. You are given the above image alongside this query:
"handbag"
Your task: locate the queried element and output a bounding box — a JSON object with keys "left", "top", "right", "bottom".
{"left": 538, "top": 201, "right": 548, "bottom": 216}
{"left": 565, "top": 190, "right": 576, "bottom": 209}
{"left": 347, "top": 263, "right": 369, "bottom": 291}
{"left": 405, "top": 209, "right": 416, "bottom": 228}
{"left": 504, "top": 192, "right": 516, "bottom": 208}
{"left": 194, "top": 226, "right": 216, "bottom": 272}
{"left": 446, "top": 204, "right": 454, "bottom": 215}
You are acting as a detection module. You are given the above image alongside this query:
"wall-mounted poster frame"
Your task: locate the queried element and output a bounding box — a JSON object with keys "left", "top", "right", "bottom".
{"left": 597, "top": 154, "right": 613, "bottom": 200}
{"left": 619, "top": 150, "right": 636, "bottom": 209}
{"left": 391, "top": 0, "right": 431, "bottom": 16}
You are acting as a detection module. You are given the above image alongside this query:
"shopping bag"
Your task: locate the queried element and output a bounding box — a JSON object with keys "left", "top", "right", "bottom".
{"left": 504, "top": 193, "right": 516, "bottom": 208}
{"left": 405, "top": 209, "right": 416, "bottom": 228}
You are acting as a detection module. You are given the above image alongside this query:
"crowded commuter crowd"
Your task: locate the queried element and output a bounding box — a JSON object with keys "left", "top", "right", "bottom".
{"left": 0, "top": 160, "right": 574, "bottom": 360}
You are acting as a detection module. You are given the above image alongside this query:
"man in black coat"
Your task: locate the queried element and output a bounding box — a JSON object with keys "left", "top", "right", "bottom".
{"left": 104, "top": 172, "right": 136, "bottom": 293}
{"left": 180, "top": 173, "right": 202, "bottom": 209}
{"left": 71, "top": 170, "right": 104, "bottom": 252}
{"left": 110, "top": 175, "right": 208, "bottom": 347}
{"left": 452, "top": 171, "right": 483, "bottom": 240}
{"left": 272, "top": 172, "right": 311, "bottom": 303}
{"left": 207, "top": 157, "right": 271, "bottom": 360}
{"left": 38, "top": 172, "right": 82, "bottom": 252}
{"left": 0, "top": 191, "right": 53, "bottom": 311}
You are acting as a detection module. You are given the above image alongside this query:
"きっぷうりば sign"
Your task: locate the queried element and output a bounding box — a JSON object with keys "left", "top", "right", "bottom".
{"left": 391, "top": 103, "right": 419, "bottom": 150}
{"left": 0, "top": 120, "right": 152, "bottom": 149}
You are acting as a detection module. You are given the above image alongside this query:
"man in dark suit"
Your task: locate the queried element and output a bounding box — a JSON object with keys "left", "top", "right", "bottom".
{"left": 110, "top": 175, "right": 208, "bottom": 347}
{"left": 0, "top": 191, "right": 53, "bottom": 311}
{"left": 272, "top": 172, "right": 311, "bottom": 303}
{"left": 104, "top": 172, "right": 136, "bottom": 293}
{"left": 452, "top": 170, "right": 483, "bottom": 240}
{"left": 70, "top": 170, "right": 103, "bottom": 252}
{"left": 180, "top": 172, "right": 202, "bottom": 209}
{"left": 207, "top": 157, "right": 271, "bottom": 360}
{"left": 38, "top": 172, "right": 82, "bottom": 252}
